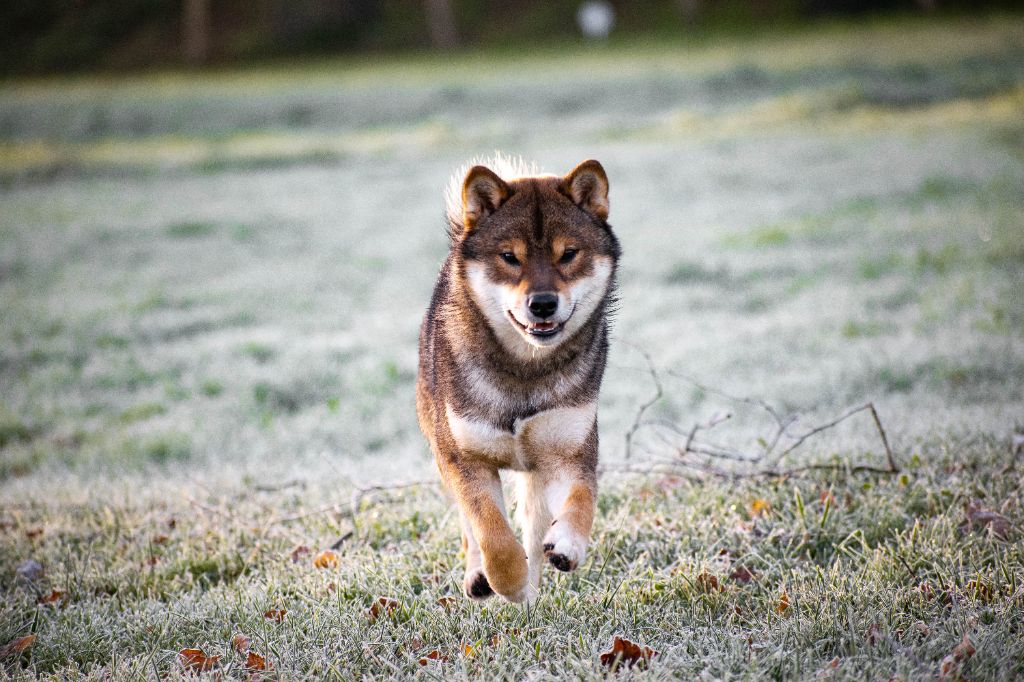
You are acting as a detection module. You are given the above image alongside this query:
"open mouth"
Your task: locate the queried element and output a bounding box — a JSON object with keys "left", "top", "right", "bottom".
{"left": 507, "top": 311, "right": 564, "bottom": 338}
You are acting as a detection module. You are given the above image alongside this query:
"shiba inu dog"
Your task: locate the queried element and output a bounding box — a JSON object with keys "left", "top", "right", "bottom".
{"left": 416, "top": 156, "right": 620, "bottom": 603}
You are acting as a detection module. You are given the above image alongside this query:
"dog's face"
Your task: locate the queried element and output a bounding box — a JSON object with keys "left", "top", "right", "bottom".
{"left": 456, "top": 160, "right": 619, "bottom": 356}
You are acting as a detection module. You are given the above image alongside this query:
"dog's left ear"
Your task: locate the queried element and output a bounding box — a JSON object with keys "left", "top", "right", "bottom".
{"left": 562, "top": 159, "right": 609, "bottom": 221}
{"left": 463, "top": 165, "right": 511, "bottom": 231}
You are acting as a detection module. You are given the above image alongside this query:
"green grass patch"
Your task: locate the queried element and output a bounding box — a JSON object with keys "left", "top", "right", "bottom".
{"left": 166, "top": 221, "right": 217, "bottom": 239}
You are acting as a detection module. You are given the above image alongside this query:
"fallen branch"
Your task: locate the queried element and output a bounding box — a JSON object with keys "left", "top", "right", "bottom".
{"left": 613, "top": 349, "right": 900, "bottom": 479}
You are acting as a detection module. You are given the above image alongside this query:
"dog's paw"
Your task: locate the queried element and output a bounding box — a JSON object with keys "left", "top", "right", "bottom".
{"left": 481, "top": 542, "right": 529, "bottom": 602}
{"left": 542, "top": 520, "right": 587, "bottom": 572}
{"left": 463, "top": 568, "right": 494, "bottom": 601}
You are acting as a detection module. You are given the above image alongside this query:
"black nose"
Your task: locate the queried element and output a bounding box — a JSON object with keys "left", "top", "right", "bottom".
{"left": 527, "top": 292, "right": 558, "bottom": 319}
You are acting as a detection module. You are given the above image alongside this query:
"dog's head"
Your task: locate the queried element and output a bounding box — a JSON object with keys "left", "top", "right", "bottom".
{"left": 449, "top": 157, "right": 620, "bottom": 356}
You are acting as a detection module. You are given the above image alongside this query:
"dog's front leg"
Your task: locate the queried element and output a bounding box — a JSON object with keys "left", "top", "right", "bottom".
{"left": 450, "top": 464, "right": 529, "bottom": 603}
{"left": 542, "top": 474, "right": 596, "bottom": 573}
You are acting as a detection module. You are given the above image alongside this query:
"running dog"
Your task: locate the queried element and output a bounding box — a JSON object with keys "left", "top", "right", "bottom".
{"left": 417, "top": 156, "right": 620, "bottom": 603}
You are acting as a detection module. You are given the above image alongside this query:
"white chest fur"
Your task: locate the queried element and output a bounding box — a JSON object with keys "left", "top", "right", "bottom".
{"left": 445, "top": 402, "right": 596, "bottom": 470}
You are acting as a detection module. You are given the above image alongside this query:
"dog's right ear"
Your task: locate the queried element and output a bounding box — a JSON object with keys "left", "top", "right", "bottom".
{"left": 462, "top": 166, "right": 511, "bottom": 232}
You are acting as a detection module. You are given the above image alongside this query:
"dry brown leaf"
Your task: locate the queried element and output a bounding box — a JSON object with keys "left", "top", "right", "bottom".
{"left": 749, "top": 499, "right": 770, "bottom": 517}
{"left": 25, "top": 528, "right": 43, "bottom": 540}
{"left": 918, "top": 581, "right": 934, "bottom": 601}
{"left": 966, "top": 579, "right": 994, "bottom": 602}
{"left": 819, "top": 490, "right": 836, "bottom": 506}
{"left": 914, "top": 622, "right": 930, "bottom": 637}
{"left": 776, "top": 589, "right": 791, "bottom": 615}
{"left": 599, "top": 636, "right": 658, "bottom": 671}
{"left": 729, "top": 566, "right": 757, "bottom": 584}
{"left": 696, "top": 570, "right": 723, "bottom": 593}
{"left": 231, "top": 634, "right": 250, "bottom": 654}
{"left": 0, "top": 635, "right": 36, "bottom": 660}
{"left": 313, "top": 549, "right": 339, "bottom": 569}
{"left": 245, "top": 651, "right": 271, "bottom": 672}
{"left": 418, "top": 650, "right": 447, "bottom": 665}
{"left": 178, "top": 648, "right": 221, "bottom": 673}
{"left": 461, "top": 642, "right": 477, "bottom": 658}
{"left": 152, "top": 534, "right": 169, "bottom": 545}
{"left": 866, "top": 623, "right": 881, "bottom": 646}
{"left": 436, "top": 596, "right": 457, "bottom": 611}
{"left": 366, "top": 597, "right": 400, "bottom": 623}
{"left": 37, "top": 589, "right": 65, "bottom": 605}
{"left": 952, "top": 633, "right": 975, "bottom": 661}
{"left": 289, "top": 545, "right": 311, "bottom": 563}
{"left": 939, "top": 634, "right": 976, "bottom": 681}
{"left": 263, "top": 609, "right": 287, "bottom": 623}
{"left": 962, "top": 501, "right": 1012, "bottom": 539}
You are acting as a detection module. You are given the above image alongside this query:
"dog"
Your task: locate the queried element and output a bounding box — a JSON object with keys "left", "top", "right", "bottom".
{"left": 416, "top": 155, "right": 620, "bottom": 603}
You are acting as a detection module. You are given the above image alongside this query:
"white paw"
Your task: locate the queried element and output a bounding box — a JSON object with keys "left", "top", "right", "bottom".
{"left": 542, "top": 521, "right": 587, "bottom": 572}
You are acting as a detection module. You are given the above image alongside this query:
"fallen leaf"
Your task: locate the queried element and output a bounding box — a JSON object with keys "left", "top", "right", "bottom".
{"left": 729, "top": 566, "right": 757, "bottom": 584}
{"left": 749, "top": 499, "right": 770, "bottom": 517}
{"left": 819, "top": 490, "right": 835, "bottom": 506}
{"left": 952, "top": 633, "right": 975, "bottom": 660}
{"left": 776, "top": 589, "right": 791, "bottom": 615}
{"left": 231, "top": 634, "right": 250, "bottom": 654}
{"left": 918, "top": 581, "right": 934, "bottom": 600}
{"left": 818, "top": 656, "right": 841, "bottom": 675}
{"left": 461, "top": 642, "right": 477, "bottom": 658}
{"left": 866, "top": 623, "right": 881, "bottom": 646}
{"left": 436, "top": 596, "right": 457, "bottom": 611}
{"left": 599, "top": 636, "right": 658, "bottom": 671}
{"left": 914, "top": 622, "right": 930, "bottom": 637}
{"left": 263, "top": 609, "right": 287, "bottom": 623}
{"left": 366, "top": 597, "right": 400, "bottom": 623}
{"left": 290, "top": 545, "right": 311, "bottom": 563}
{"left": 696, "top": 570, "right": 723, "bottom": 592}
{"left": 966, "top": 579, "right": 994, "bottom": 602}
{"left": 961, "top": 501, "right": 1012, "bottom": 539}
{"left": 37, "top": 589, "right": 65, "bottom": 605}
{"left": 152, "top": 534, "right": 169, "bottom": 545}
{"left": 245, "top": 651, "right": 271, "bottom": 672}
{"left": 178, "top": 648, "right": 221, "bottom": 674}
{"left": 939, "top": 634, "right": 976, "bottom": 681}
{"left": 418, "top": 650, "right": 447, "bottom": 665}
{"left": 939, "top": 654, "right": 958, "bottom": 679}
{"left": 0, "top": 635, "right": 36, "bottom": 660}
{"left": 25, "top": 528, "right": 43, "bottom": 540}
{"left": 313, "top": 549, "right": 339, "bottom": 569}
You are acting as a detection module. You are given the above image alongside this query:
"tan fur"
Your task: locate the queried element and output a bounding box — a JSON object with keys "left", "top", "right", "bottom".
{"left": 417, "top": 156, "right": 620, "bottom": 603}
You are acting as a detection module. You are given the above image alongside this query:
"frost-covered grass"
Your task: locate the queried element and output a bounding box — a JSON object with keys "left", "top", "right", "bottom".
{"left": 2, "top": 15, "right": 1023, "bottom": 680}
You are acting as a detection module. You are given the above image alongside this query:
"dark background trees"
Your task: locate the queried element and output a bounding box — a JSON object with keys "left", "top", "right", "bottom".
{"left": 1, "top": 0, "right": 1020, "bottom": 75}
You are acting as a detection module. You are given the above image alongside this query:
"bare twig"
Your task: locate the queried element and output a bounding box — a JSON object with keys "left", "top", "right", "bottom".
{"left": 613, "top": 350, "right": 900, "bottom": 480}
{"left": 622, "top": 344, "right": 663, "bottom": 460}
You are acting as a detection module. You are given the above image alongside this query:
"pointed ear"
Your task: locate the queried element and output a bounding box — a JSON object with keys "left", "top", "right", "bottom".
{"left": 562, "top": 159, "right": 609, "bottom": 221}
{"left": 462, "top": 165, "right": 511, "bottom": 231}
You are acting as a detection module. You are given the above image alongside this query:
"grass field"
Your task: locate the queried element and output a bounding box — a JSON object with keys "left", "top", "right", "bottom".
{"left": 2, "top": 15, "right": 1023, "bottom": 680}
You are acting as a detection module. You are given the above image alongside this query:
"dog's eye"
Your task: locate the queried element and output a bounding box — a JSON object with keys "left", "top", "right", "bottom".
{"left": 500, "top": 252, "right": 520, "bottom": 266}
{"left": 559, "top": 248, "right": 578, "bottom": 265}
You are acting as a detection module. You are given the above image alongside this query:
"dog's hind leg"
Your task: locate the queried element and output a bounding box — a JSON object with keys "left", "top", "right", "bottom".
{"left": 514, "top": 471, "right": 551, "bottom": 600}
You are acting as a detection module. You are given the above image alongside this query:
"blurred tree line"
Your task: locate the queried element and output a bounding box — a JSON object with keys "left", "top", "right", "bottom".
{"left": 2, "top": 0, "right": 1020, "bottom": 75}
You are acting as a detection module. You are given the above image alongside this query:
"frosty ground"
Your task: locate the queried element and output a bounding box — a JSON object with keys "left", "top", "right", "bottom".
{"left": 1, "top": 16, "right": 1023, "bottom": 679}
